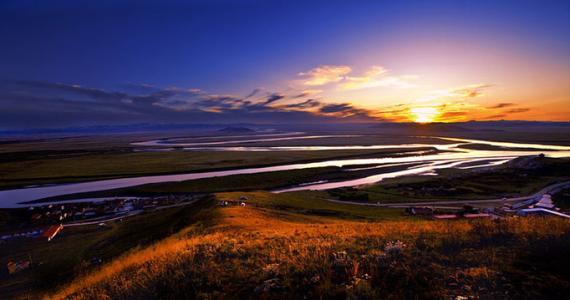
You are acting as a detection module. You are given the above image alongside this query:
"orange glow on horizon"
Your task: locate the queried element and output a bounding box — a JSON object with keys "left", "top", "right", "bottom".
{"left": 410, "top": 106, "right": 439, "bottom": 123}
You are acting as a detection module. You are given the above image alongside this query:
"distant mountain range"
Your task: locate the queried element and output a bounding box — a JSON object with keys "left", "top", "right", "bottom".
{"left": 217, "top": 126, "right": 255, "bottom": 133}
{"left": 371, "top": 121, "right": 570, "bottom": 132}
{"left": 0, "top": 123, "right": 261, "bottom": 136}
{"left": 1, "top": 121, "right": 569, "bottom": 136}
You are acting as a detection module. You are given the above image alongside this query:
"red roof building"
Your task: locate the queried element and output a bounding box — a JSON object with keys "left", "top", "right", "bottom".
{"left": 42, "top": 224, "right": 63, "bottom": 241}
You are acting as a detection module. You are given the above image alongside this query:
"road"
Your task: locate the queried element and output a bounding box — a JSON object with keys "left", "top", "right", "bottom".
{"left": 63, "top": 199, "right": 198, "bottom": 227}
{"left": 61, "top": 181, "right": 570, "bottom": 226}
{"left": 322, "top": 181, "right": 570, "bottom": 208}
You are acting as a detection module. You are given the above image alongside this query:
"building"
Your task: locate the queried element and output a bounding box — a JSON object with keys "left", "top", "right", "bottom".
{"left": 463, "top": 213, "right": 491, "bottom": 219}
{"left": 433, "top": 214, "right": 458, "bottom": 220}
{"left": 533, "top": 194, "right": 556, "bottom": 209}
{"left": 7, "top": 260, "right": 31, "bottom": 275}
{"left": 42, "top": 224, "right": 63, "bottom": 241}
{"left": 406, "top": 207, "right": 434, "bottom": 216}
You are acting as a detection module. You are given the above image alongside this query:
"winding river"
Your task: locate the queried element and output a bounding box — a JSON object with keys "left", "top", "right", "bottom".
{"left": 1, "top": 134, "right": 570, "bottom": 208}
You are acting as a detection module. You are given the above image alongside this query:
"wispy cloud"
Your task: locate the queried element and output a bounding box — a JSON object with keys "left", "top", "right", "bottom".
{"left": 438, "top": 111, "right": 469, "bottom": 121}
{"left": 264, "top": 93, "right": 286, "bottom": 105}
{"left": 414, "top": 84, "right": 493, "bottom": 104}
{"left": 487, "top": 102, "right": 515, "bottom": 109}
{"left": 0, "top": 79, "right": 383, "bottom": 128}
{"left": 283, "top": 99, "right": 321, "bottom": 109}
{"left": 319, "top": 102, "right": 377, "bottom": 119}
{"left": 297, "top": 65, "right": 416, "bottom": 91}
{"left": 298, "top": 65, "right": 351, "bottom": 86}
{"left": 338, "top": 66, "right": 416, "bottom": 91}
{"left": 483, "top": 114, "right": 507, "bottom": 120}
{"left": 452, "top": 84, "right": 493, "bottom": 98}
{"left": 0, "top": 63, "right": 532, "bottom": 128}
{"left": 506, "top": 108, "right": 530, "bottom": 114}
{"left": 294, "top": 89, "right": 322, "bottom": 98}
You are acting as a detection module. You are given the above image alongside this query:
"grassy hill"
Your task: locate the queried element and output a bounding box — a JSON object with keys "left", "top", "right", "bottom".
{"left": 46, "top": 192, "right": 570, "bottom": 299}
{"left": 0, "top": 199, "right": 214, "bottom": 298}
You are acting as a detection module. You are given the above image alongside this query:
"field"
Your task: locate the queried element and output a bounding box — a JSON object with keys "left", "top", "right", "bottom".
{"left": 0, "top": 144, "right": 434, "bottom": 190}
{"left": 2, "top": 128, "right": 570, "bottom": 191}
{"left": 2, "top": 128, "right": 570, "bottom": 298}
{"left": 46, "top": 193, "right": 570, "bottom": 299}
{"left": 33, "top": 162, "right": 427, "bottom": 203}
{"left": 354, "top": 156, "right": 570, "bottom": 203}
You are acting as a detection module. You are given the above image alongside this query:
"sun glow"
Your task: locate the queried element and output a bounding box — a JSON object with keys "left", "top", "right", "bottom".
{"left": 410, "top": 106, "right": 439, "bottom": 123}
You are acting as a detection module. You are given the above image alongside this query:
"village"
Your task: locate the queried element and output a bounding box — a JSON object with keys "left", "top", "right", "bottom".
{"left": 1, "top": 195, "right": 200, "bottom": 241}
{"left": 1, "top": 184, "right": 569, "bottom": 279}
{"left": 0, "top": 194, "right": 201, "bottom": 276}
{"left": 1, "top": 189, "right": 569, "bottom": 295}
{"left": 405, "top": 190, "right": 570, "bottom": 220}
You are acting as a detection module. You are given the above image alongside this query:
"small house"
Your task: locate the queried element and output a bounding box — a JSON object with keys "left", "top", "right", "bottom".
{"left": 433, "top": 214, "right": 458, "bottom": 220}
{"left": 407, "top": 207, "right": 434, "bottom": 216}
{"left": 42, "top": 224, "right": 63, "bottom": 241}
{"left": 534, "top": 194, "right": 555, "bottom": 209}
{"left": 7, "top": 260, "right": 31, "bottom": 275}
{"left": 463, "top": 213, "right": 491, "bottom": 219}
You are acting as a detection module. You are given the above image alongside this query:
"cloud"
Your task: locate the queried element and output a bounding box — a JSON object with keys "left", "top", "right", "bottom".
{"left": 439, "top": 111, "right": 469, "bottom": 121}
{"left": 415, "top": 83, "right": 494, "bottom": 104}
{"left": 338, "top": 66, "right": 416, "bottom": 91}
{"left": 318, "top": 102, "right": 377, "bottom": 120}
{"left": 264, "top": 93, "right": 286, "bottom": 104}
{"left": 440, "top": 111, "right": 468, "bottom": 118}
{"left": 452, "top": 84, "right": 493, "bottom": 98}
{"left": 294, "top": 89, "right": 322, "bottom": 98}
{"left": 298, "top": 65, "right": 352, "bottom": 86}
{"left": 297, "top": 65, "right": 416, "bottom": 91}
{"left": 11, "top": 80, "right": 129, "bottom": 102}
{"left": 284, "top": 99, "right": 321, "bottom": 109}
{"left": 244, "top": 88, "right": 261, "bottom": 99}
{"left": 488, "top": 102, "right": 515, "bottom": 109}
{"left": 338, "top": 66, "right": 385, "bottom": 90}
{"left": 320, "top": 103, "right": 355, "bottom": 113}
{"left": 483, "top": 114, "right": 507, "bottom": 120}
{"left": 0, "top": 79, "right": 385, "bottom": 129}
{"left": 506, "top": 108, "right": 530, "bottom": 114}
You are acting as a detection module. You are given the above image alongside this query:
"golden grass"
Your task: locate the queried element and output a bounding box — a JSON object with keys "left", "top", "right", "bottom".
{"left": 48, "top": 204, "right": 570, "bottom": 299}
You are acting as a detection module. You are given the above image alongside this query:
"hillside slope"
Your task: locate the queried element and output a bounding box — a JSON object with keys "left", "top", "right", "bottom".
{"left": 50, "top": 192, "right": 570, "bottom": 299}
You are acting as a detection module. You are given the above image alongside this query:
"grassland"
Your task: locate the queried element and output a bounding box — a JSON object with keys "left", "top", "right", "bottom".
{"left": 33, "top": 162, "right": 423, "bottom": 203}
{"left": 351, "top": 156, "right": 570, "bottom": 203}
{"left": 437, "top": 129, "right": 570, "bottom": 146}
{"left": 0, "top": 198, "right": 214, "bottom": 298}
{"left": 2, "top": 128, "right": 570, "bottom": 298}
{"left": 454, "top": 143, "right": 556, "bottom": 151}
{"left": 3, "top": 128, "right": 570, "bottom": 191}
{"left": 0, "top": 147, "right": 433, "bottom": 190}
{"left": 36, "top": 168, "right": 348, "bottom": 202}
{"left": 218, "top": 191, "right": 406, "bottom": 220}
{"left": 47, "top": 195, "right": 570, "bottom": 299}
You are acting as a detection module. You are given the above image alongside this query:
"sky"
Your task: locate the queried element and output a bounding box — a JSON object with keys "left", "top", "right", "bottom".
{"left": 0, "top": 0, "right": 569, "bottom": 129}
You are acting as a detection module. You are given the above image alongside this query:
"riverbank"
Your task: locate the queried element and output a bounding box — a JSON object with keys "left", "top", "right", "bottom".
{"left": 0, "top": 147, "right": 438, "bottom": 190}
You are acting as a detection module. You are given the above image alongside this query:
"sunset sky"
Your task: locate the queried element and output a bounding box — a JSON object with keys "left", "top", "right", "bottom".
{"left": 0, "top": 0, "right": 569, "bottom": 128}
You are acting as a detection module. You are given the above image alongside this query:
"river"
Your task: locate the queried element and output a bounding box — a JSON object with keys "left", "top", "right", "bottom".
{"left": 1, "top": 135, "right": 569, "bottom": 208}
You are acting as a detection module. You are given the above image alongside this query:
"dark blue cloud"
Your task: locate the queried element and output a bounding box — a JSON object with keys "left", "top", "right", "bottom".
{"left": 0, "top": 80, "right": 377, "bottom": 129}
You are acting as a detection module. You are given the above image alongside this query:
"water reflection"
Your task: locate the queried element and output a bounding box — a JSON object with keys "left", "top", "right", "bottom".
{"left": 1, "top": 136, "right": 570, "bottom": 208}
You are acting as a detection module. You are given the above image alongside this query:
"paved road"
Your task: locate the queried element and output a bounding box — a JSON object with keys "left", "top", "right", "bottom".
{"left": 322, "top": 181, "right": 570, "bottom": 208}
{"left": 63, "top": 210, "right": 144, "bottom": 227}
